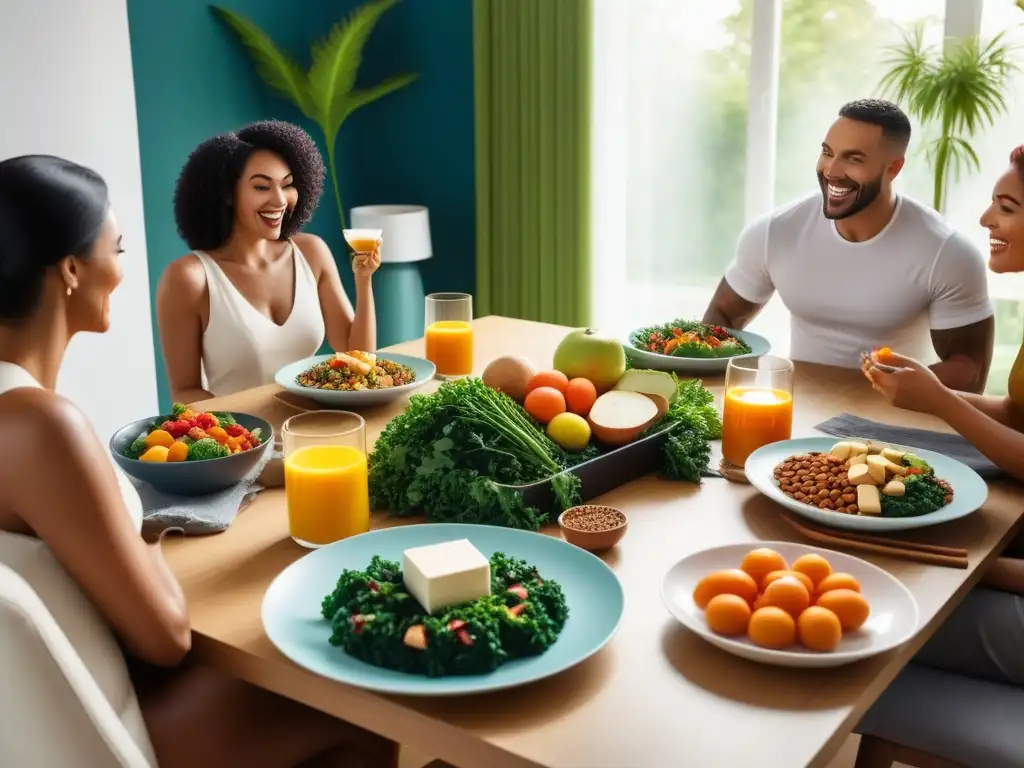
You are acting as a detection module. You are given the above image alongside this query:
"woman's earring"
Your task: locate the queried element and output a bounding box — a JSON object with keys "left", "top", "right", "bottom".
{"left": 66, "top": 286, "right": 73, "bottom": 297}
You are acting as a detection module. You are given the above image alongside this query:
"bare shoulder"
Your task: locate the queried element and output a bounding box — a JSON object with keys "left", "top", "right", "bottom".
{"left": 0, "top": 388, "right": 96, "bottom": 464}
{"left": 292, "top": 233, "right": 337, "bottom": 274}
{"left": 157, "top": 253, "right": 208, "bottom": 304}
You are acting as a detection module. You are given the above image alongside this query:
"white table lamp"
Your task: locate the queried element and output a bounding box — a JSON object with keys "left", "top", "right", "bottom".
{"left": 348, "top": 205, "right": 433, "bottom": 346}
{"left": 349, "top": 205, "right": 432, "bottom": 264}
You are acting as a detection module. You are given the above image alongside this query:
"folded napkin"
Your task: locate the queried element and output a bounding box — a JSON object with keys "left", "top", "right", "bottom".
{"left": 132, "top": 452, "right": 273, "bottom": 537}
{"left": 814, "top": 413, "right": 1001, "bottom": 478}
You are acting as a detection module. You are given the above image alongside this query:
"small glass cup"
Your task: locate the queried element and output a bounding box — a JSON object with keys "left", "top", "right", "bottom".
{"left": 424, "top": 292, "right": 474, "bottom": 378}
{"left": 282, "top": 411, "right": 369, "bottom": 549}
{"left": 721, "top": 355, "right": 795, "bottom": 468}
{"left": 343, "top": 228, "right": 382, "bottom": 272}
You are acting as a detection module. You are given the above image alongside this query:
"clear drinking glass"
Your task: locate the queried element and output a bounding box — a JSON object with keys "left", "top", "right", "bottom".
{"left": 424, "top": 292, "right": 474, "bottom": 378}
{"left": 721, "top": 356, "right": 795, "bottom": 468}
{"left": 282, "top": 411, "right": 369, "bottom": 548}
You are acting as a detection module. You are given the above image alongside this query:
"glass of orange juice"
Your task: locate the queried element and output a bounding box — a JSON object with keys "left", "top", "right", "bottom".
{"left": 721, "top": 356, "right": 794, "bottom": 468}
{"left": 424, "top": 292, "right": 473, "bottom": 378}
{"left": 282, "top": 410, "right": 369, "bottom": 548}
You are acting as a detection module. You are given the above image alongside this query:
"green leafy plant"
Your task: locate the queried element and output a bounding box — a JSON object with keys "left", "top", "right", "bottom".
{"left": 877, "top": 24, "right": 1020, "bottom": 212}
{"left": 213, "top": 0, "right": 417, "bottom": 230}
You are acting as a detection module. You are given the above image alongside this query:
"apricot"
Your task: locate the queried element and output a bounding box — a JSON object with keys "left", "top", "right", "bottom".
{"left": 693, "top": 569, "right": 758, "bottom": 609}
{"left": 759, "top": 576, "right": 811, "bottom": 619}
{"left": 206, "top": 426, "right": 229, "bottom": 445}
{"left": 816, "top": 572, "right": 861, "bottom": 595}
{"left": 815, "top": 589, "right": 870, "bottom": 631}
{"left": 791, "top": 554, "right": 833, "bottom": 587}
{"left": 740, "top": 548, "right": 788, "bottom": 586}
{"left": 704, "top": 594, "right": 752, "bottom": 636}
{"left": 140, "top": 445, "right": 169, "bottom": 463}
{"left": 525, "top": 370, "right": 569, "bottom": 395}
{"left": 564, "top": 378, "right": 597, "bottom": 416}
{"left": 798, "top": 606, "right": 842, "bottom": 652}
{"left": 748, "top": 607, "right": 796, "bottom": 649}
{"left": 166, "top": 441, "right": 189, "bottom": 462}
{"left": 144, "top": 429, "right": 175, "bottom": 449}
{"left": 524, "top": 386, "right": 567, "bottom": 424}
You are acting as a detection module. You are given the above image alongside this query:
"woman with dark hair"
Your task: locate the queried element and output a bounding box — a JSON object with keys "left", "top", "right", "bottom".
{"left": 855, "top": 149, "right": 1024, "bottom": 765}
{"left": 157, "top": 120, "right": 379, "bottom": 402}
{"left": 0, "top": 155, "right": 389, "bottom": 766}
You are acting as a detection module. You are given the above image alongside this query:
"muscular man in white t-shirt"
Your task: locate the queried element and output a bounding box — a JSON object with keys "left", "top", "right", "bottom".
{"left": 703, "top": 99, "right": 995, "bottom": 393}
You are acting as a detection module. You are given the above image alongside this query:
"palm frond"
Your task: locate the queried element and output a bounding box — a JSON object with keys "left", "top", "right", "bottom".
{"left": 212, "top": 7, "right": 316, "bottom": 120}
{"left": 307, "top": 0, "right": 403, "bottom": 137}
{"left": 343, "top": 73, "right": 419, "bottom": 122}
{"left": 877, "top": 25, "right": 1021, "bottom": 212}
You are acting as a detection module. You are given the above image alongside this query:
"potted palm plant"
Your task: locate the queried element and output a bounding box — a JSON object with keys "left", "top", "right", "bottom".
{"left": 213, "top": 0, "right": 417, "bottom": 230}
{"left": 877, "top": 24, "right": 1020, "bottom": 212}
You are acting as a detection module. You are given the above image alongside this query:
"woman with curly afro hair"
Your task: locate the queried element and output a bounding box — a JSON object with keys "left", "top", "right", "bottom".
{"left": 156, "top": 120, "right": 379, "bottom": 402}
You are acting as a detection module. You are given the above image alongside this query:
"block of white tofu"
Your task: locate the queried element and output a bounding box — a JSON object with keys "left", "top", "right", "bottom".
{"left": 847, "top": 454, "right": 867, "bottom": 468}
{"left": 865, "top": 455, "right": 889, "bottom": 484}
{"left": 848, "top": 464, "right": 874, "bottom": 485}
{"left": 849, "top": 441, "right": 869, "bottom": 457}
{"left": 857, "top": 485, "right": 882, "bottom": 515}
{"left": 830, "top": 441, "right": 853, "bottom": 460}
{"left": 402, "top": 539, "right": 491, "bottom": 615}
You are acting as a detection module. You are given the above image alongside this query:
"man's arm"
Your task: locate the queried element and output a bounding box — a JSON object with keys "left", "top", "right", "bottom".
{"left": 927, "top": 231, "right": 994, "bottom": 393}
{"left": 929, "top": 316, "right": 994, "bottom": 393}
{"left": 702, "top": 278, "right": 767, "bottom": 330}
{"left": 703, "top": 214, "right": 774, "bottom": 329}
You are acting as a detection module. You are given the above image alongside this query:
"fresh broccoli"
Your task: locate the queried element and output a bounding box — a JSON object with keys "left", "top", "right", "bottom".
{"left": 902, "top": 454, "right": 933, "bottom": 475}
{"left": 881, "top": 475, "right": 946, "bottom": 518}
{"left": 213, "top": 411, "right": 237, "bottom": 427}
{"left": 124, "top": 434, "right": 149, "bottom": 460}
{"left": 171, "top": 403, "right": 188, "bottom": 418}
{"left": 187, "top": 438, "right": 230, "bottom": 461}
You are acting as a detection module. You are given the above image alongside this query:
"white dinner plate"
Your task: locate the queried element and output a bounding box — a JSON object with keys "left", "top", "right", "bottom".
{"left": 661, "top": 541, "right": 920, "bottom": 668}
{"left": 745, "top": 437, "right": 988, "bottom": 532}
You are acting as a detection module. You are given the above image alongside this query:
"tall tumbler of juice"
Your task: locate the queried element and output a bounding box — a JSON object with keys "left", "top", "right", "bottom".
{"left": 721, "top": 356, "right": 794, "bottom": 468}
{"left": 424, "top": 292, "right": 474, "bottom": 378}
{"left": 282, "top": 411, "right": 369, "bottom": 548}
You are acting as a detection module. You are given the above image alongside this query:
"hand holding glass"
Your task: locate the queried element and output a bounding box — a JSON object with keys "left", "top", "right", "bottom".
{"left": 721, "top": 356, "right": 794, "bottom": 467}
{"left": 282, "top": 411, "right": 369, "bottom": 548}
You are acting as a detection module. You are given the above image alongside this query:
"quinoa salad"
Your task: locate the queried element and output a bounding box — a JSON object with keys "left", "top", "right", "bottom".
{"left": 296, "top": 351, "right": 417, "bottom": 391}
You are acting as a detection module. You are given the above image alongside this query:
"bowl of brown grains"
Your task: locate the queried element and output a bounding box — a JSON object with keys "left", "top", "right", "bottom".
{"left": 557, "top": 505, "right": 627, "bottom": 552}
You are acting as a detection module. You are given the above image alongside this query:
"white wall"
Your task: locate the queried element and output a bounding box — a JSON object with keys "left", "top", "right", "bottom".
{"left": 0, "top": 0, "right": 159, "bottom": 440}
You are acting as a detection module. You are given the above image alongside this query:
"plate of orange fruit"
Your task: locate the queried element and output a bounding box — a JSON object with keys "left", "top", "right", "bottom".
{"left": 661, "top": 541, "right": 919, "bottom": 668}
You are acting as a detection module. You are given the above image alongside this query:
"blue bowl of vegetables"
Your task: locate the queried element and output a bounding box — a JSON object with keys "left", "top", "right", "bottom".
{"left": 109, "top": 404, "right": 274, "bottom": 496}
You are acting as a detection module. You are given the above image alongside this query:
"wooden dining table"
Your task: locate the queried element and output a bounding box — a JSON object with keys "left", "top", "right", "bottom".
{"left": 163, "top": 315, "right": 1024, "bottom": 768}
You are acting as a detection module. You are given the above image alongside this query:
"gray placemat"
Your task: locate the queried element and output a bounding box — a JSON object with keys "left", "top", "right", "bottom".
{"left": 133, "top": 454, "right": 272, "bottom": 537}
{"left": 814, "top": 413, "right": 1001, "bottom": 478}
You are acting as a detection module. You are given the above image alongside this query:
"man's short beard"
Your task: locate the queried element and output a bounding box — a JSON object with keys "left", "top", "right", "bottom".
{"left": 818, "top": 173, "right": 883, "bottom": 220}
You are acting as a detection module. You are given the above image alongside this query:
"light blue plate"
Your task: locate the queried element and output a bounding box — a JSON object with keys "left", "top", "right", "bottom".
{"left": 261, "top": 523, "right": 625, "bottom": 696}
{"left": 274, "top": 352, "right": 435, "bottom": 407}
{"left": 622, "top": 325, "right": 771, "bottom": 375}
{"left": 746, "top": 437, "right": 988, "bottom": 532}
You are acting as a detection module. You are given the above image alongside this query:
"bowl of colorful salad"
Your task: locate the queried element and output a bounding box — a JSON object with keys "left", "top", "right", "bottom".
{"left": 109, "top": 404, "right": 273, "bottom": 496}
{"left": 624, "top": 319, "right": 771, "bottom": 374}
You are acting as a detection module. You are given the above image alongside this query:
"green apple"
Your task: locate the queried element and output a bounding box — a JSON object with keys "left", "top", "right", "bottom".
{"left": 552, "top": 328, "right": 626, "bottom": 392}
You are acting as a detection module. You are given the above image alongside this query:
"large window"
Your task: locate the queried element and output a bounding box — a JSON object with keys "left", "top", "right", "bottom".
{"left": 593, "top": 0, "right": 1020, "bottom": 392}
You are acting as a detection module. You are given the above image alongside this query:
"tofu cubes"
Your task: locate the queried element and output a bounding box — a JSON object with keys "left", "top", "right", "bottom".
{"left": 829, "top": 440, "right": 908, "bottom": 516}
{"left": 402, "top": 539, "right": 491, "bottom": 615}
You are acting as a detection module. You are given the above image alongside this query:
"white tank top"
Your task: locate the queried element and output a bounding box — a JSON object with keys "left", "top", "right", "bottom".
{"left": 0, "top": 362, "right": 156, "bottom": 763}
{"left": 194, "top": 239, "right": 326, "bottom": 396}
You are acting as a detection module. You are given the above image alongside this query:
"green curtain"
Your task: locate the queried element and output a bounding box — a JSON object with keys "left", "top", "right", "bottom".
{"left": 473, "top": 0, "right": 592, "bottom": 327}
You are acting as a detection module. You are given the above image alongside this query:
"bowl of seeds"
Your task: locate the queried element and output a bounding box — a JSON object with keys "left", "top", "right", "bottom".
{"left": 557, "top": 505, "right": 627, "bottom": 552}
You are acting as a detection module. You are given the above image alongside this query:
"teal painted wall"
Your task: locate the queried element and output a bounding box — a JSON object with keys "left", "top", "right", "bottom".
{"left": 126, "top": 0, "right": 475, "bottom": 410}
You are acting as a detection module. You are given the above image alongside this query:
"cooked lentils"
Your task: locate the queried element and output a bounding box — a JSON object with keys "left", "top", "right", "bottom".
{"left": 561, "top": 506, "right": 626, "bottom": 532}
{"left": 773, "top": 453, "right": 860, "bottom": 514}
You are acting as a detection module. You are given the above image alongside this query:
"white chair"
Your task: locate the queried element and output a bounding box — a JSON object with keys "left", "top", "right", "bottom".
{"left": 0, "top": 535, "right": 157, "bottom": 767}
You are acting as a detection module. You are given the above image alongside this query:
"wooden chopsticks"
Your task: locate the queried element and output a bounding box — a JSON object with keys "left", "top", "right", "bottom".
{"left": 779, "top": 513, "right": 969, "bottom": 569}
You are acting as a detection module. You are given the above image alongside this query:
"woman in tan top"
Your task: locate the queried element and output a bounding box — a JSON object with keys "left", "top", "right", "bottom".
{"left": 0, "top": 155, "right": 389, "bottom": 766}
{"left": 157, "top": 120, "right": 380, "bottom": 402}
